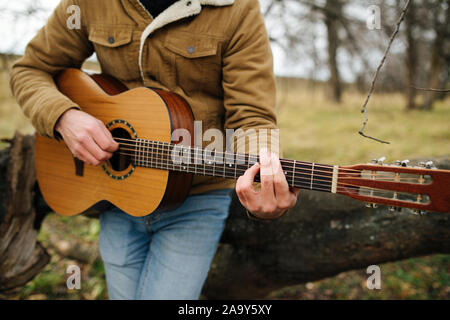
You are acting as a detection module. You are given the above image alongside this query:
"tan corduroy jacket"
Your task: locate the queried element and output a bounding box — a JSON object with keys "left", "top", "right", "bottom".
{"left": 10, "top": 0, "right": 278, "bottom": 195}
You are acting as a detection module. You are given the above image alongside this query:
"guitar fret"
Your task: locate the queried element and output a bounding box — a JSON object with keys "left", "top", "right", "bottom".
{"left": 192, "top": 146, "right": 197, "bottom": 175}
{"left": 236, "top": 153, "right": 246, "bottom": 178}
{"left": 139, "top": 138, "right": 143, "bottom": 167}
{"left": 224, "top": 151, "right": 235, "bottom": 179}
{"left": 157, "top": 141, "right": 162, "bottom": 170}
{"left": 167, "top": 143, "right": 172, "bottom": 171}
{"left": 130, "top": 139, "right": 338, "bottom": 195}
{"left": 133, "top": 139, "right": 138, "bottom": 167}
{"left": 203, "top": 148, "right": 206, "bottom": 176}
{"left": 164, "top": 142, "right": 168, "bottom": 170}
{"left": 292, "top": 160, "right": 296, "bottom": 187}
{"left": 145, "top": 140, "right": 150, "bottom": 168}
{"left": 223, "top": 153, "right": 226, "bottom": 178}
{"left": 212, "top": 151, "right": 216, "bottom": 177}
{"left": 146, "top": 140, "right": 151, "bottom": 168}
{"left": 141, "top": 139, "right": 145, "bottom": 168}
{"left": 182, "top": 145, "right": 188, "bottom": 172}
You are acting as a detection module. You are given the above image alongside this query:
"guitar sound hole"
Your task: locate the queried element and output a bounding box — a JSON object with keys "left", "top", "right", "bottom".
{"left": 109, "top": 127, "right": 132, "bottom": 172}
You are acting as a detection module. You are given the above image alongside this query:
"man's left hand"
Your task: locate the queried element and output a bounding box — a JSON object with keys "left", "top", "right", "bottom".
{"left": 236, "top": 149, "right": 300, "bottom": 220}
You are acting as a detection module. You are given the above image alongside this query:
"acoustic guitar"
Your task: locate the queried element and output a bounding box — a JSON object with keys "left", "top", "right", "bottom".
{"left": 35, "top": 69, "right": 450, "bottom": 216}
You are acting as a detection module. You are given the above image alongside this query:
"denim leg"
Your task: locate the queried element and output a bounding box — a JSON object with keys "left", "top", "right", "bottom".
{"left": 135, "top": 189, "right": 232, "bottom": 300}
{"left": 99, "top": 208, "right": 151, "bottom": 300}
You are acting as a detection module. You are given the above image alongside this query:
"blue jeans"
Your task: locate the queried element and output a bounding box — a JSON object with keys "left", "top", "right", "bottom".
{"left": 98, "top": 188, "right": 233, "bottom": 300}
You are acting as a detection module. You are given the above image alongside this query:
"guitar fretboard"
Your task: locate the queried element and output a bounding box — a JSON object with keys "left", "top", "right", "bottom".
{"left": 119, "top": 139, "right": 338, "bottom": 194}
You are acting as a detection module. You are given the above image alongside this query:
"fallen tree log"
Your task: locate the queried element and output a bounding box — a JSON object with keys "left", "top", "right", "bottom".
{"left": 203, "top": 159, "right": 450, "bottom": 298}
{"left": 0, "top": 133, "right": 449, "bottom": 298}
{"left": 0, "top": 134, "right": 49, "bottom": 296}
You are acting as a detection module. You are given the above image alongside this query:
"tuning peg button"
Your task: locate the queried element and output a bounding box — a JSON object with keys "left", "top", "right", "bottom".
{"left": 412, "top": 209, "right": 427, "bottom": 216}
{"left": 425, "top": 161, "right": 434, "bottom": 169}
{"left": 401, "top": 160, "right": 410, "bottom": 167}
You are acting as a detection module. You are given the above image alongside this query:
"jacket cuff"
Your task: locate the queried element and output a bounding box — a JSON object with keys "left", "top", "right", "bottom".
{"left": 245, "top": 208, "right": 290, "bottom": 221}
{"left": 47, "top": 104, "right": 81, "bottom": 139}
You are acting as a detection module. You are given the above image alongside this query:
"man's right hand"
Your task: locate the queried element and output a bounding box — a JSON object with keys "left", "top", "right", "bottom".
{"left": 55, "top": 109, "right": 119, "bottom": 166}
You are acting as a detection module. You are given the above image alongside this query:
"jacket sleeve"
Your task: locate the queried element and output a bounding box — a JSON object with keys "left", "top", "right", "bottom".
{"left": 9, "top": 0, "right": 93, "bottom": 138}
{"left": 222, "top": 0, "right": 279, "bottom": 156}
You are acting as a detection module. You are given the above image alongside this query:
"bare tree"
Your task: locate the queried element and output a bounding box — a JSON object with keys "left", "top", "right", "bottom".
{"left": 324, "top": 0, "right": 344, "bottom": 103}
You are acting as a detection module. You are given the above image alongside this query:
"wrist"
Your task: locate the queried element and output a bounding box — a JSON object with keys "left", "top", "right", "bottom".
{"left": 54, "top": 108, "right": 79, "bottom": 134}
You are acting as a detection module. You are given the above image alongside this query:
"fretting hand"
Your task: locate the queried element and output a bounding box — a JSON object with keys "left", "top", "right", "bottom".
{"left": 236, "top": 148, "right": 300, "bottom": 219}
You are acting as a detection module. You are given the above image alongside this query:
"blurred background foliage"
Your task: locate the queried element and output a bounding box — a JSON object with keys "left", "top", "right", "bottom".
{"left": 0, "top": 0, "right": 449, "bottom": 299}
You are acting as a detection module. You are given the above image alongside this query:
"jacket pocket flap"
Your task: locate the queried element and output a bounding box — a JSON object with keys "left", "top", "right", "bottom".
{"left": 165, "top": 33, "right": 218, "bottom": 58}
{"left": 89, "top": 27, "right": 133, "bottom": 47}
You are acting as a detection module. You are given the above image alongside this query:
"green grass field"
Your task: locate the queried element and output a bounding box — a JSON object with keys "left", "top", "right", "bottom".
{"left": 1, "top": 65, "right": 449, "bottom": 300}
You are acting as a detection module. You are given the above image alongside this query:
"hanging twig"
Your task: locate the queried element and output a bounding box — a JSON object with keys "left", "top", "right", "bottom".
{"left": 359, "top": 0, "right": 412, "bottom": 144}
{"left": 410, "top": 86, "right": 450, "bottom": 93}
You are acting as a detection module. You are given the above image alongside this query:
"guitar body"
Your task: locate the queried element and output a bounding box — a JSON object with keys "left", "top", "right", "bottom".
{"left": 35, "top": 69, "right": 193, "bottom": 217}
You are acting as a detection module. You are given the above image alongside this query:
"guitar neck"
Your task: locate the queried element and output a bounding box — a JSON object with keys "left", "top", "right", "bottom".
{"left": 119, "top": 139, "right": 339, "bottom": 194}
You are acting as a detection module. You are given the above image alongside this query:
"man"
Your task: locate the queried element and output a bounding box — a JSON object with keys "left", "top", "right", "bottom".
{"left": 10, "top": 0, "right": 299, "bottom": 299}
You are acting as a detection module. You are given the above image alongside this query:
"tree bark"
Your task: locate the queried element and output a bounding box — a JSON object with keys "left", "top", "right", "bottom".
{"left": 0, "top": 133, "right": 449, "bottom": 299}
{"left": 423, "top": 1, "right": 449, "bottom": 110}
{"left": 405, "top": 0, "right": 417, "bottom": 111}
{"left": 0, "top": 134, "right": 50, "bottom": 297}
{"left": 324, "top": 0, "right": 343, "bottom": 103}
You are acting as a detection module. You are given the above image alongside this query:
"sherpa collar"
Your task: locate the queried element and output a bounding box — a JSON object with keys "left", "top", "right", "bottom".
{"left": 137, "top": 0, "right": 235, "bottom": 82}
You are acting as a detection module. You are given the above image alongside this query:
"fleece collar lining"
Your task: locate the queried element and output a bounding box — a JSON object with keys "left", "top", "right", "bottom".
{"left": 137, "top": 0, "right": 235, "bottom": 82}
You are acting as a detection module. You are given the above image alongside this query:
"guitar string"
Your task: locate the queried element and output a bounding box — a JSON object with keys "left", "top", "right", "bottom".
{"left": 115, "top": 140, "right": 411, "bottom": 180}
{"left": 117, "top": 147, "right": 420, "bottom": 186}
{"left": 113, "top": 137, "right": 364, "bottom": 174}
{"left": 116, "top": 144, "right": 426, "bottom": 182}
{"left": 116, "top": 149, "right": 425, "bottom": 199}
{"left": 116, "top": 150, "right": 359, "bottom": 194}
{"left": 115, "top": 150, "right": 426, "bottom": 205}
{"left": 114, "top": 137, "right": 428, "bottom": 179}
{"left": 118, "top": 149, "right": 334, "bottom": 186}
{"left": 116, "top": 144, "right": 425, "bottom": 182}
{"left": 117, "top": 148, "right": 349, "bottom": 186}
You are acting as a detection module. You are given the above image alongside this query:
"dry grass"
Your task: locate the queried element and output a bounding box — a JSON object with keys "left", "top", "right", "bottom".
{"left": 276, "top": 81, "right": 450, "bottom": 165}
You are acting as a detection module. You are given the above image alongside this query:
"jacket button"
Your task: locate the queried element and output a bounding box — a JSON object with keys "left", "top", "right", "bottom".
{"left": 187, "top": 46, "right": 195, "bottom": 54}
{"left": 186, "top": 1, "right": 192, "bottom": 6}
{"left": 108, "top": 36, "right": 115, "bottom": 44}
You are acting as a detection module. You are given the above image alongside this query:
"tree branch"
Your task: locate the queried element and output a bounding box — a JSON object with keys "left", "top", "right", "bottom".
{"left": 358, "top": 0, "right": 412, "bottom": 144}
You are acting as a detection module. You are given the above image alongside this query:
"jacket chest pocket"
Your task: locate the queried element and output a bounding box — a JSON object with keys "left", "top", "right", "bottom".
{"left": 164, "top": 33, "right": 222, "bottom": 94}
{"left": 89, "top": 26, "right": 140, "bottom": 81}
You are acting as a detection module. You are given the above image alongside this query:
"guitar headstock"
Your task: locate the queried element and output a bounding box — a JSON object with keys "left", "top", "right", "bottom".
{"left": 337, "top": 157, "right": 450, "bottom": 214}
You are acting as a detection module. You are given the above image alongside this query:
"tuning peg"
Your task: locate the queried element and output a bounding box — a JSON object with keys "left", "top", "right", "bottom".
{"left": 389, "top": 206, "right": 402, "bottom": 212}
{"left": 377, "top": 156, "right": 386, "bottom": 165}
{"left": 401, "top": 160, "right": 410, "bottom": 167}
{"left": 425, "top": 161, "right": 434, "bottom": 169}
{"left": 366, "top": 203, "right": 378, "bottom": 208}
{"left": 412, "top": 209, "right": 427, "bottom": 216}
{"left": 394, "top": 160, "right": 402, "bottom": 166}
{"left": 371, "top": 158, "right": 378, "bottom": 164}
